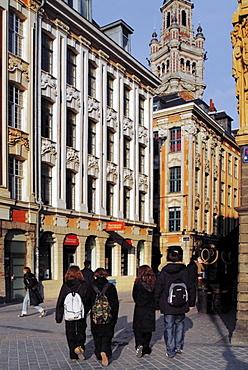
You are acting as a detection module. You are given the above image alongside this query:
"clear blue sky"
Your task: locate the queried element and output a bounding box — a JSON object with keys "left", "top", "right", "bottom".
{"left": 93, "top": 0, "right": 239, "bottom": 129}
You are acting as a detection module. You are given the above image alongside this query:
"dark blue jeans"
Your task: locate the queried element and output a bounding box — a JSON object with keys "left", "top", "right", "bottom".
{"left": 164, "top": 314, "right": 185, "bottom": 357}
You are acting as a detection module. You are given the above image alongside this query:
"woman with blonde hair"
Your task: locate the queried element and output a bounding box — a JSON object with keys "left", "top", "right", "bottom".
{"left": 55, "top": 266, "right": 91, "bottom": 362}
{"left": 132, "top": 265, "right": 156, "bottom": 358}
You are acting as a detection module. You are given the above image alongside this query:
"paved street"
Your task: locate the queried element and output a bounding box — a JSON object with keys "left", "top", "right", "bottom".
{"left": 0, "top": 291, "right": 248, "bottom": 370}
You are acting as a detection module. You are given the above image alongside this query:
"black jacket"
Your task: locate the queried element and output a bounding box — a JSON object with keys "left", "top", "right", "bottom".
{"left": 154, "top": 263, "right": 196, "bottom": 315}
{"left": 23, "top": 272, "right": 43, "bottom": 306}
{"left": 89, "top": 277, "right": 119, "bottom": 336}
{"left": 132, "top": 282, "right": 156, "bottom": 332}
{"left": 55, "top": 279, "right": 91, "bottom": 323}
{"left": 81, "top": 268, "right": 94, "bottom": 285}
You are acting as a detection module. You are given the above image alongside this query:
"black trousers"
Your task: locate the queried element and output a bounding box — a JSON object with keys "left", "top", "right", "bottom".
{"left": 65, "top": 319, "right": 87, "bottom": 359}
{"left": 93, "top": 334, "right": 113, "bottom": 360}
{"left": 134, "top": 329, "right": 152, "bottom": 351}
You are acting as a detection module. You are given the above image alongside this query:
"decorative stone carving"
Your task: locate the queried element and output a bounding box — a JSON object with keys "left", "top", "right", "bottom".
{"left": 88, "top": 97, "right": 100, "bottom": 119}
{"left": 213, "top": 164, "right": 218, "bottom": 178}
{"left": 107, "top": 162, "right": 118, "bottom": 183}
{"left": 195, "top": 152, "right": 201, "bottom": 168}
{"left": 41, "top": 72, "right": 58, "bottom": 97}
{"left": 158, "top": 126, "right": 167, "bottom": 138}
{"left": 67, "top": 148, "right": 79, "bottom": 165}
{"left": 8, "top": 56, "right": 30, "bottom": 82}
{"left": 182, "top": 120, "right": 197, "bottom": 138}
{"left": 54, "top": 19, "right": 70, "bottom": 33}
{"left": 41, "top": 141, "right": 57, "bottom": 156}
{"left": 8, "top": 128, "right": 29, "bottom": 150}
{"left": 123, "top": 117, "right": 134, "bottom": 138}
{"left": 123, "top": 168, "right": 133, "bottom": 187}
{"left": 205, "top": 159, "right": 210, "bottom": 173}
{"left": 138, "top": 125, "right": 148, "bottom": 145}
{"left": 139, "top": 174, "right": 148, "bottom": 192}
{"left": 66, "top": 86, "right": 81, "bottom": 109}
{"left": 200, "top": 127, "right": 207, "bottom": 141}
{"left": 106, "top": 108, "right": 118, "bottom": 130}
{"left": 88, "top": 155, "right": 99, "bottom": 177}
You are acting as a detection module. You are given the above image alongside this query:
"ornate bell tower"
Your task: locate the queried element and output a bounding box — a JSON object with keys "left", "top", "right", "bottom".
{"left": 150, "top": 0, "right": 206, "bottom": 99}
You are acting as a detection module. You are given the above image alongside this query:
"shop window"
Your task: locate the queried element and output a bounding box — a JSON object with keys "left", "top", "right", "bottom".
{"left": 85, "top": 236, "right": 96, "bottom": 271}
{"left": 39, "top": 232, "right": 54, "bottom": 280}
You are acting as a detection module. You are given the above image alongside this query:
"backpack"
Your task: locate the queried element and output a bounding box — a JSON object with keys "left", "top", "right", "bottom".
{"left": 64, "top": 292, "right": 85, "bottom": 321}
{"left": 167, "top": 280, "right": 188, "bottom": 308}
{"left": 91, "top": 283, "right": 112, "bottom": 324}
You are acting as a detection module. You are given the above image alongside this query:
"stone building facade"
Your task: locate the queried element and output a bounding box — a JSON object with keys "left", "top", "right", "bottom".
{"left": 0, "top": 0, "right": 160, "bottom": 301}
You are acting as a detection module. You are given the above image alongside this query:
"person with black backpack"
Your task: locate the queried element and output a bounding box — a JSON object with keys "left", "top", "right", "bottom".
{"left": 154, "top": 246, "right": 196, "bottom": 358}
{"left": 55, "top": 266, "right": 91, "bottom": 362}
{"left": 89, "top": 268, "right": 119, "bottom": 367}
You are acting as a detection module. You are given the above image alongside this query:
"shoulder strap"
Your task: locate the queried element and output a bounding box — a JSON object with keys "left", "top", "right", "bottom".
{"left": 92, "top": 285, "right": 101, "bottom": 294}
{"left": 102, "top": 282, "right": 110, "bottom": 295}
{"left": 93, "top": 283, "right": 110, "bottom": 295}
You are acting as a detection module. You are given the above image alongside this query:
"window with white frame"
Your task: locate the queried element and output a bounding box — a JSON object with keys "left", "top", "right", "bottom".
{"left": 139, "top": 144, "right": 145, "bottom": 174}
{"left": 169, "top": 207, "right": 181, "bottom": 232}
{"left": 67, "top": 48, "right": 77, "bottom": 86}
{"left": 41, "top": 163, "right": 52, "bottom": 206}
{"left": 88, "top": 176, "right": 96, "bottom": 213}
{"left": 41, "top": 98, "right": 53, "bottom": 139}
{"left": 66, "top": 109, "right": 76, "bottom": 148}
{"left": 234, "top": 188, "right": 238, "bottom": 208}
{"left": 106, "top": 182, "right": 114, "bottom": 216}
{"left": 88, "top": 62, "right": 96, "bottom": 98}
{"left": 9, "top": 11, "right": 23, "bottom": 57}
{"left": 66, "top": 170, "right": 75, "bottom": 210}
{"left": 123, "top": 186, "right": 130, "bottom": 219}
{"left": 88, "top": 120, "right": 96, "bottom": 156}
{"left": 139, "top": 96, "right": 145, "bottom": 126}
{"left": 8, "top": 84, "right": 23, "bottom": 129}
{"left": 107, "top": 129, "right": 114, "bottom": 162}
{"left": 139, "top": 191, "right": 145, "bottom": 222}
{"left": 221, "top": 182, "right": 225, "bottom": 205}
{"left": 124, "top": 136, "right": 130, "bottom": 168}
{"left": 107, "top": 75, "right": 114, "bottom": 108}
{"left": 228, "top": 153, "right": 232, "bottom": 175}
{"left": 170, "top": 128, "right": 181, "bottom": 152}
{"left": 234, "top": 157, "right": 238, "bottom": 178}
{"left": 169, "top": 167, "right": 181, "bottom": 193}
{"left": 41, "top": 32, "right": 53, "bottom": 74}
{"left": 124, "top": 85, "right": 130, "bottom": 117}
{"left": 9, "top": 157, "right": 23, "bottom": 200}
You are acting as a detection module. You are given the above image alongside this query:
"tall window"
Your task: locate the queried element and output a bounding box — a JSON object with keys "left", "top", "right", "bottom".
{"left": 220, "top": 149, "right": 225, "bottom": 171}
{"left": 8, "top": 85, "right": 23, "bottom": 129}
{"left": 107, "top": 129, "right": 114, "bottom": 162}
{"left": 66, "top": 109, "right": 76, "bottom": 147}
{"left": 221, "top": 182, "right": 225, "bottom": 205}
{"left": 234, "top": 188, "right": 238, "bottom": 208}
{"left": 67, "top": 48, "right": 76, "bottom": 86}
{"left": 41, "top": 98, "right": 53, "bottom": 139}
{"left": 41, "top": 32, "right": 53, "bottom": 74}
{"left": 167, "top": 12, "right": 171, "bottom": 28}
{"left": 181, "top": 10, "right": 187, "bottom": 26}
{"left": 66, "top": 170, "right": 75, "bottom": 209}
{"left": 213, "top": 179, "right": 217, "bottom": 202}
{"left": 123, "top": 187, "right": 130, "bottom": 219}
{"left": 228, "top": 185, "right": 231, "bottom": 207}
{"left": 124, "top": 136, "right": 130, "bottom": 168}
{"left": 107, "top": 75, "right": 114, "bottom": 108}
{"left": 124, "top": 86, "right": 130, "bottom": 117}
{"left": 204, "top": 175, "right": 208, "bottom": 198}
{"left": 139, "top": 96, "right": 145, "bottom": 126}
{"left": 88, "top": 176, "right": 96, "bottom": 213}
{"left": 9, "top": 11, "right": 23, "bottom": 57}
{"left": 170, "top": 128, "right": 181, "bottom": 152}
{"left": 41, "top": 164, "right": 52, "bottom": 205}
{"left": 88, "top": 63, "right": 96, "bottom": 97}
{"left": 169, "top": 167, "right": 181, "bottom": 193}
{"left": 88, "top": 120, "right": 96, "bottom": 156}
{"left": 106, "top": 182, "right": 114, "bottom": 216}
{"left": 204, "top": 211, "right": 208, "bottom": 233}
{"left": 139, "top": 191, "right": 145, "bottom": 222}
{"left": 9, "top": 157, "right": 23, "bottom": 200}
{"left": 228, "top": 154, "right": 232, "bottom": 175}
{"left": 195, "top": 169, "right": 199, "bottom": 194}
{"left": 234, "top": 157, "right": 238, "bottom": 178}
{"left": 169, "top": 207, "right": 181, "bottom": 232}
{"left": 139, "top": 144, "right": 145, "bottom": 173}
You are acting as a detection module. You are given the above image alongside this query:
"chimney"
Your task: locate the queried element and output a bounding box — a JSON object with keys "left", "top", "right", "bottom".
{"left": 208, "top": 99, "right": 217, "bottom": 112}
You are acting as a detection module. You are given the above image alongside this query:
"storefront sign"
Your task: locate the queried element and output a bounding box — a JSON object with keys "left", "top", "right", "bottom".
{"left": 106, "top": 222, "right": 125, "bottom": 231}
{"left": 64, "top": 234, "right": 79, "bottom": 246}
{"left": 11, "top": 209, "right": 27, "bottom": 223}
{"left": 243, "top": 147, "right": 248, "bottom": 163}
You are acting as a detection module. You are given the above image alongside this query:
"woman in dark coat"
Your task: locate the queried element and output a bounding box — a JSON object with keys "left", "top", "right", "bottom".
{"left": 89, "top": 268, "right": 119, "bottom": 367}
{"left": 132, "top": 265, "right": 156, "bottom": 358}
{"left": 18, "top": 267, "right": 46, "bottom": 317}
{"left": 55, "top": 266, "right": 91, "bottom": 361}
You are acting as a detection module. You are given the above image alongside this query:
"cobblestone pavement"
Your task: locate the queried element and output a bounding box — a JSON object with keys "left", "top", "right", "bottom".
{"left": 0, "top": 291, "right": 248, "bottom": 370}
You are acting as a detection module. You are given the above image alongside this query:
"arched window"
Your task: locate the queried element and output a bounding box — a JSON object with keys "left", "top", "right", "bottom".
{"left": 182, "top": 10, "right": 187, "bottom": 26}
{"left": 167, "top": 12, "right": 171, "bottom": 28}
{"left": 166, "top": 59, "right": 170, "bottom": 73}
{"left": 192, "top": 62, "right": 196, "bottom": 75}
{"left": 85, "top": 236, "right": 96, "bottom": 271}
{"left": 180, "top": 58, "right": 184, "bottom": 71}
{"left": 186, "top": 60, "right": 190, "bottom": 73}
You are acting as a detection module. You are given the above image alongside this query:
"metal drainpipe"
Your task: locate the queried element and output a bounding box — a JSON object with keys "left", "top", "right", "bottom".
{"left": 34, "top": 0, "right": 45, "bottom": 280}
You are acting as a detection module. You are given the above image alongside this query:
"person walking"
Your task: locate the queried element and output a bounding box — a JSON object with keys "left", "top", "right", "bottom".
{"left": 89, "top": 268, "right": 119, "bottom": 367}
{"left": 55, "top": 265, "right": 91, "bottom": 362}
{"left": 18, "top": 267, "right": 46, "bottom": 318}
{"left": 154, "top": 246, "right": 196, "bottom": 358}
{"left": 132, "top": 265, "right": 156, "bottom": 358}
{"left": 81, "top": 260, "right": 94, "bottom": 285}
